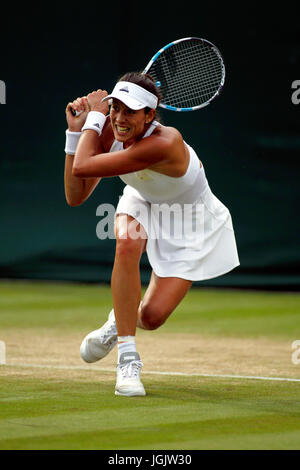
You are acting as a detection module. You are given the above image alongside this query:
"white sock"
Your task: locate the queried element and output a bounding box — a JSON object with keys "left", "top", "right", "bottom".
{"left": 118, "top": 336, "right": 136, "bottom": 362}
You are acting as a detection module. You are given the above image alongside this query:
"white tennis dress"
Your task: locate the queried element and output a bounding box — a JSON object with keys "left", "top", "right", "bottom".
{"left": 112, "top": 121, "right": 240, "bottom": 281}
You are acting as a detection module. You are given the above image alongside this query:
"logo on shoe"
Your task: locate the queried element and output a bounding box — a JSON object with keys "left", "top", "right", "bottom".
{"left": 124, "top": 355, "right": 136, "bottom": 361}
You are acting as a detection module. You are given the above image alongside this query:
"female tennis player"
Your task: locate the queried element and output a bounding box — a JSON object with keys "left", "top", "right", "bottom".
{"left": 64, "top": 72, "right": 240, "bottom": 397}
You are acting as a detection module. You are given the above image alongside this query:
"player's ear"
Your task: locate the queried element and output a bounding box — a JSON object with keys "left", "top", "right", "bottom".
{"left": 145, "top": 108, "right": 156, "bottom": 123}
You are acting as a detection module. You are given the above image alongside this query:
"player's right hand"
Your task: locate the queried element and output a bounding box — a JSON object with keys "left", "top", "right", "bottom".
{"left": 66, "top": 97, "right": 90, "bottom": 132}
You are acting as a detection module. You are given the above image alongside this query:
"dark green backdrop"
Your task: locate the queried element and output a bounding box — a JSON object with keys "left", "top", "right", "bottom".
{"left": 1, "top": 3, "right": 300, "bottom": 289}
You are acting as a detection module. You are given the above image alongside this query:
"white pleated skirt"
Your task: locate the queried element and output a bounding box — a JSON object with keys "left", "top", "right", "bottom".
{"left": 115, "top": 184, "right": 240, "bottom": 281}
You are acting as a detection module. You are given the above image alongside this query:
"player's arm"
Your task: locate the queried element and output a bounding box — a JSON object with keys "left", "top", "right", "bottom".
{"left": 64, "top": 155, "right": 102, "bottom": 207}
{"left": 64, "top": 95, "right": 102, "bottom": 206}
{"left": 72, "top": 131, "right": 171, "bottom": 178}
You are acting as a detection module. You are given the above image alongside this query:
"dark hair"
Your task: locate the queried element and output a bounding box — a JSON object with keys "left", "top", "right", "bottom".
{"left": 118, "top": 71, "right": 162, "bottom": 122}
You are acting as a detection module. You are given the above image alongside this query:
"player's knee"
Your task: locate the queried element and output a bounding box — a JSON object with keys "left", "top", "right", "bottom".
{"left": 140, "top": 304, "right": 167, "bottom": 330}
{"left": 115, "top": 236, "right": 144, "bottom": 260}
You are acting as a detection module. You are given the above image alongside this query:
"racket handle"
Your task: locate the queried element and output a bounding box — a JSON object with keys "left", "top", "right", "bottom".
{"left": 70, "top": 108, "right": 83, "bottom": 117}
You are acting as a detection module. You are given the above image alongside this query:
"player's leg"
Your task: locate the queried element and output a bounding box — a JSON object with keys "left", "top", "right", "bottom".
{"left": 80, "top": 214, "right": 146, "bottom": 365}
{"left": 137, "top": 271, "right": 192, "bottom": 330}
{"left": 112, "top": 214, "right": 148, "bottom": 396}
{"left": 111, "top": 214, "right": 147, "bottom": 336}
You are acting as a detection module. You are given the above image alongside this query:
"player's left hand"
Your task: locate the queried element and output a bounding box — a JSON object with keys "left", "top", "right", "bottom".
{"left": 87, "top": 89, "right": 109, "bottom": 115}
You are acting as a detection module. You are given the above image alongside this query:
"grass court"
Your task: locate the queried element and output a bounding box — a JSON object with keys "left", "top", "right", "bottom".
{"left": 1, "top": 280, "right": 300, "bottom": 450}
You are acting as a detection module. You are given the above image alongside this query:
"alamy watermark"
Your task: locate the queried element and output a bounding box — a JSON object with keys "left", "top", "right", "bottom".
{"left": 291, "top": 80, "right": 300, "bottom": 105}
{"left": 291, "top": 340, "right": 300, "bottom": 365}
{"left": 0, "top": 341, "right": 6, "bottom": 364}
{"left": 0, "top": 80, "right": 6, "bottom": 104}
{"left": 96, "top": 201, "right": 205, "bottom": 245}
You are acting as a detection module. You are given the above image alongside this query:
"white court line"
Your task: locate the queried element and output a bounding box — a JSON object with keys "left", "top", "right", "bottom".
{"left": 3, "top": 362, "right": 300, "bottom": 383}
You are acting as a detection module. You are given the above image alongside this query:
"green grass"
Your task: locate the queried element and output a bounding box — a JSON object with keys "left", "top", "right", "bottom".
{"left": 1, "top": 280, "right": 299, "bottom": 338}
{"left": 1, "top": 373, "right": 300, "bottom": 450}
{"left": 166, "top": 287, "right": 300, "bottom": 338}
{"left": 1, "top": 280, "right": 300, "bottom": 450}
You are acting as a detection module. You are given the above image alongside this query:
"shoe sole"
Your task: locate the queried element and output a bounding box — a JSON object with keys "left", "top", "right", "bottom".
{"left": 80, "top": 337, "right": 117, "bottom": 363}
{"left": 115, "top": 389, "right": 146, "bottom": 397}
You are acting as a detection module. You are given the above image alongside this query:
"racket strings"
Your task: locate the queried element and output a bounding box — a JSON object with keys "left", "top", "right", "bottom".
{"left": 148, "top": 39, "right": 224, "bottom": 109}
{"left": 166, "top": 42, "right": 223, "bottom": 93}
{"left": 165, "top": 62, "right": 221, "bottom": 103}
{"left": 161, "top": 52, "right": 221, "bottom": 106}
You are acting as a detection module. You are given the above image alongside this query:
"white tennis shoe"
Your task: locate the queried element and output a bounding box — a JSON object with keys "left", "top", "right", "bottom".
{"left": 115, "top": 352, "right": 146, "bottom": 397}
{"left": 80, "top": 309, "right": 118, "bottom": 363}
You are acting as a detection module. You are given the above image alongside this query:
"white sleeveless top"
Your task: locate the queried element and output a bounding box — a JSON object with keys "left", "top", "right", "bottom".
{"left": 109, "top": 121, "right": 208, "bottom": 204}
{"left": 112, "top": 121, "right": 240, "bottom": 281}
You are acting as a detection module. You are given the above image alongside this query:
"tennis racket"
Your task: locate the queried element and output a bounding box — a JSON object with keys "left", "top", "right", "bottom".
{"left": 71, "top": 37, "right": 225, "bottom": 115}
{"left": 143, "top": 37, "right": 225, "bottom": 112}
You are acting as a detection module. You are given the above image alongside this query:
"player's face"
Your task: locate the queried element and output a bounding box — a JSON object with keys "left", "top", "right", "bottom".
{"left": 110, "top": 99, "right": 152, "bottom": 146}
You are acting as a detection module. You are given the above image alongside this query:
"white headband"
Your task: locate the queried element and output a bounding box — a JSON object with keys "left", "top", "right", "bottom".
{"left": 102, "top": 81, "right": 158, "bottom": 110}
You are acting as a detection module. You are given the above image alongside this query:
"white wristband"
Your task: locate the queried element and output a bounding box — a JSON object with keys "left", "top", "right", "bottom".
{"left": 65, "top": 129, "right": 82, "bottom": 155}
{"left": 81, "top": 111, "right": 106, "bottom": 135}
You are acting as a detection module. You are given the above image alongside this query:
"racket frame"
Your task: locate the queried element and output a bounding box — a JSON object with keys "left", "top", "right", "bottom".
{"left": 143, "top": 37, "right": 226, "bottom": 112}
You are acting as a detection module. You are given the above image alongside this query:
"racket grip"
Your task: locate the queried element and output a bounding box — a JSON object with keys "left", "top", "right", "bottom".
{"left": 70, "top": 108, "right": 83, "bottom": 117}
